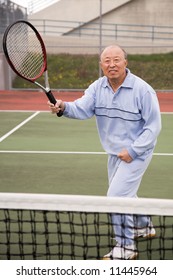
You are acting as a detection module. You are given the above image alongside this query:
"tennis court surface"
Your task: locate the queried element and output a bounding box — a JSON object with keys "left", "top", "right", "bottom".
{"left": 0, "top": 89, "right": 173, "bottom": 260}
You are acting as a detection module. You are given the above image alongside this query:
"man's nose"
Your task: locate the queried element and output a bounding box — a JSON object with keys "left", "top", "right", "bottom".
{"left": 110, "top": 59, "right": 116, "bottom": 66}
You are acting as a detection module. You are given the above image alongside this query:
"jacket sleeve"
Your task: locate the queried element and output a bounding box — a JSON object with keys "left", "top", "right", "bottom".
{"left": 63, "top": 84, "right": 96, "bottom": 120}
{"left": 127, "top": 90, "right": 162, "bottom": 159}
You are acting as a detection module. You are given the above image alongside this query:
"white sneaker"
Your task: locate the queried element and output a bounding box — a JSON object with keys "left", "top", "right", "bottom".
{"left": 135, "top": 222, "right": 156, "bottom": 239}
{"left": 103, "top": 244, "right": 138, "bottom": 260}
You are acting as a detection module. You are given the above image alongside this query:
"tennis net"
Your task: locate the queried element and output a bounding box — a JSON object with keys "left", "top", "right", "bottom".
{"left": 0, "top": 193, "right": 173, "bottom": 260}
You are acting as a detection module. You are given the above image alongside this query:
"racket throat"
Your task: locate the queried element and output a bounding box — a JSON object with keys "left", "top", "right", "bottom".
{"left": 34, "top": 81, "right": 49, "bottom": 93}
{"left": 34, "top": 80, "right": 63, "bottom": 117}
{"left": 35, "top": 81, "right": 56, "bottom": 104}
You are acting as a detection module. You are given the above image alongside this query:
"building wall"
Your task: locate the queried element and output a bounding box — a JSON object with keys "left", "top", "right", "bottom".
{"left": 28, "top": 0, "right": 173, "bottom": 47}
{"left": 29, "top": 0, "right": 173, "bottom": 29}
{"left": 29, "top": 0, "right": 131, "bottom": 23}
{"left": 65, "top": 0, "right": 173, "bottom": 44}
{"left": 98, "top": 0, "right": 173, "bottom": 26}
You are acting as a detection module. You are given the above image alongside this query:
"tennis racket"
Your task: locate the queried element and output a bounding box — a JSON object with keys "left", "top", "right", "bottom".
{"left": 3, "top": 20, "right": 63, "bottom": 117}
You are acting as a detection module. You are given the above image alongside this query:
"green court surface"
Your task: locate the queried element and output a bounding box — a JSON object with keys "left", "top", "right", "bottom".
{"left": 0, "top": 111, "right": 173, "bottom": 260}
{"left": 0, "top": 112, "right": 173, "bottom": 199}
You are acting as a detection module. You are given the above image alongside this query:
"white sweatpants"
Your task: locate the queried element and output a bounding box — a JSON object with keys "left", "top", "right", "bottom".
{"left": 107, "top": 153, "right": 153, "bottom": 246}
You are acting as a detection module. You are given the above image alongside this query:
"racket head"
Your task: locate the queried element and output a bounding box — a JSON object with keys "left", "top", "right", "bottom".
{"left": 3, "top": 20, "right": 47, "bottom": 82}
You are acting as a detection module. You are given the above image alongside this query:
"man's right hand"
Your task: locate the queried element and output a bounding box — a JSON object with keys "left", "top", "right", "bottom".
{"left": 48, "top": 100, "right": 65, "bottom": 115}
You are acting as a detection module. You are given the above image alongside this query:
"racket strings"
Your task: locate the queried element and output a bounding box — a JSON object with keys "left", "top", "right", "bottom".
{"left": 6, "top": 23, "right": 45, "bottom": 80}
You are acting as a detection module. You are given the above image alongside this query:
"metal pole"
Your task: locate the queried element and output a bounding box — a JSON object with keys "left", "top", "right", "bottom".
{"left": 99, "top": 0, "right": 102, "bottom": 77}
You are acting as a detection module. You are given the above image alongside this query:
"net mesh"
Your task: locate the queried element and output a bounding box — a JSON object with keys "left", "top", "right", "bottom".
{"left": 0, "top": 193, "right": 173, "bottom": 260}
{"left": 5, "top": 22, "right": 45, "bottom": 79}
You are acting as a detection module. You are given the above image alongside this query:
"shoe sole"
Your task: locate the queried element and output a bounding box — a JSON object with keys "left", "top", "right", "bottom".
{"left": 102, "top": 256, "right": 112, "bottom": 260}
{"left": 102, "top": 253, "right": 138, "bottom": 260}
{"left": 129, "top": 253, "right": 138, "bottom": 260}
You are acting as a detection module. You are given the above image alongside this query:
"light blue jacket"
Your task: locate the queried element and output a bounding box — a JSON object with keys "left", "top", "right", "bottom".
{"left": 64, "top": 69, "right": 161, "bottom": 159}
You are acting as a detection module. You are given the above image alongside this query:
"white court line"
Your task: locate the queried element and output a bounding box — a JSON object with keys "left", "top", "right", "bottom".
{"left": 1, "top": 110, "right": 173, "bottom": 114}
{"left": 0, "top": 150, "right": 172, "bottom": 156}
{"left": 0, "top": 111, "right": 40, "bottom": 143}
{"left": 0, "top": 110, "right": 48, "bottom": 113}
{"left": 0, "top": 150, "right": 106, "bottom": 155}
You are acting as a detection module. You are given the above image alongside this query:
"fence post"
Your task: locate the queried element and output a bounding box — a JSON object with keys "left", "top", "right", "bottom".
{"left": 99, "top": 0, "right": 102, "bottom": 77}
{"left": 115, "top": 24, "right": 117, "bottom": 40}
{"left": 43, "top": 19, "right": 46, "bottom": 35}
{"left": 78, "top": 22, "right": 81, "bottom": 37}
{"left": 152, "top": 25, "right": 155, "bottom": 41}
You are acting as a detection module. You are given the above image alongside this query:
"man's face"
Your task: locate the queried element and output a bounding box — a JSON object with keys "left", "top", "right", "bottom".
{"left": 100, "top": 46, "right": 127, "bottom": 81}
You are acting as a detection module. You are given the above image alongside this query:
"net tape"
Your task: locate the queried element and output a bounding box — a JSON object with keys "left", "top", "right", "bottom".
{"left": 0, "top": 193, "right": 173, "bottom": 260}
{"left": 0, "top": 193, "right": 173, "bottom": 215}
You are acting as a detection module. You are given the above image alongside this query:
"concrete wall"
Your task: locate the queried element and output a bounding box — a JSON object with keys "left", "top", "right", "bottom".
{"left": 42, "top": 33, "right": 173, "bottom": 55}
{"left": 28, "top": 0, "right": 173, "bottom": 55}
{"left": 29, "top": 0, "right": 131, "bottom": 25}
{"left": 29, "top": 0, "right": 173, "bottom": 31}
{"left": 98, "top": 0, "right": 173, "bottom": 26}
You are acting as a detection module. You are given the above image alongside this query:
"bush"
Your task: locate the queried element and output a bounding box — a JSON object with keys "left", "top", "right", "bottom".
{"left": 13, "top": 52, "right": 173, "bottom": 90}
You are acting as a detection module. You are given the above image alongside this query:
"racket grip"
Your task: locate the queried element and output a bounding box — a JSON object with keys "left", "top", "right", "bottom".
{"left": 46, "top": 90, "right": 63, "bottom": 117}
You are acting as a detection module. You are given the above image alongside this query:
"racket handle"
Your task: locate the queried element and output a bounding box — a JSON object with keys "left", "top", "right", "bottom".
{"left": 46, "top": 90, "right": 63, "bottom": 117}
